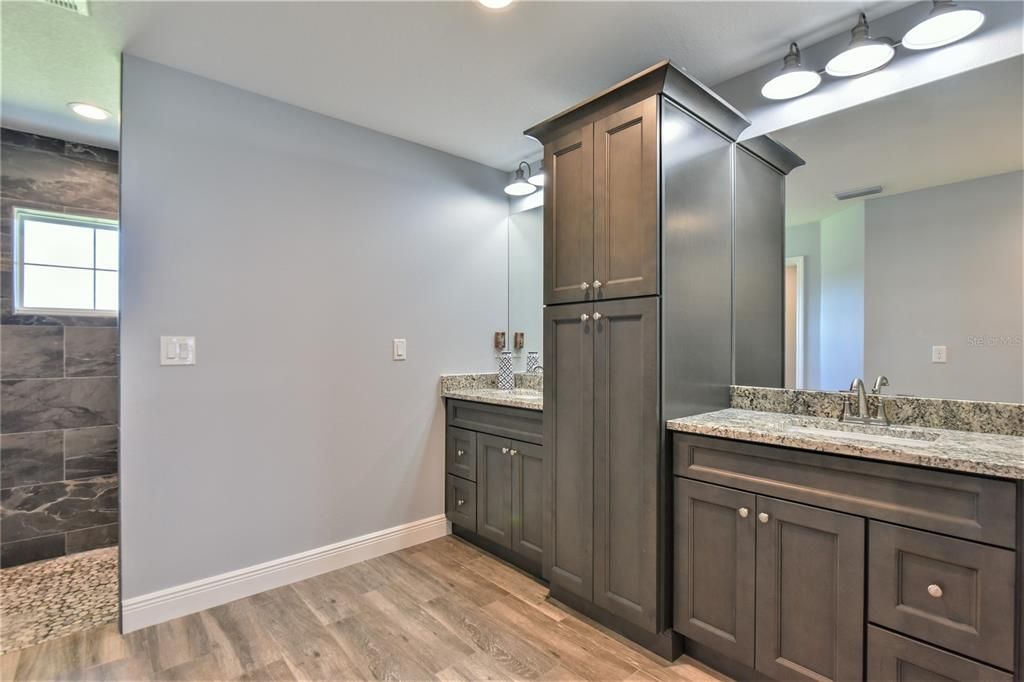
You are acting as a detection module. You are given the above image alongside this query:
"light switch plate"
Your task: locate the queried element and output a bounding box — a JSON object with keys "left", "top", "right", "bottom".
{"left": 161, "top": 336, "right": 196, "bottom": 366}
{"left": 393, "top": 338, "right": 407, "bottom": 361}
{"left": 931, "top": 345, "right": 947, "bottom": 363}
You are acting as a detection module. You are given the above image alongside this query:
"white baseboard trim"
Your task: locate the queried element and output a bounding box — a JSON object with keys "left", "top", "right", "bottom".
{"left": 121, "top": 513, "right": 448, "bottom": 632}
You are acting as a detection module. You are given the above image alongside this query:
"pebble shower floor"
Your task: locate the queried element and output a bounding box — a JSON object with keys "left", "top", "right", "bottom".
{"left": 0, "top": 547, "right": 118, "bottom": 654}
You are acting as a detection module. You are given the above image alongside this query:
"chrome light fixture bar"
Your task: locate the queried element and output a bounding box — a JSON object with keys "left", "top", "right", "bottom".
{"left": 761, "top": 43, "right": 822, "bottom": 100}
{"left": 825, "top": 14, "right": 895, "bottom": 78}
{"left": 902, "top": 0, "right": 985, "bottom": 50}
{"left": 504, "top": 161, "right": 537, "bottom": 196}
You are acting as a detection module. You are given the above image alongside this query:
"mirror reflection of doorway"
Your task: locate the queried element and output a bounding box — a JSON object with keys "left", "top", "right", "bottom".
{"left": 785, "top": 256, "right": 805, "bottom": 389}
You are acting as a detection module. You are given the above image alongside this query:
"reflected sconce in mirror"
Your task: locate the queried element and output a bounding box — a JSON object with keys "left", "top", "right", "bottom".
{"left": 504, "top": 161, "right": 544, "bottom": 196}
{"left": 760, "top": 1, "right": 985, "bottom": 100}
{"left": 513, "top": 332, "right": 525, "bottom": 350}
{"left": 494, "top": 331, "right": 506, "bottom": 351}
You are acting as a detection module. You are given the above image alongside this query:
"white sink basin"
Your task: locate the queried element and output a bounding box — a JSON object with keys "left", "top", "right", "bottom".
{"left": 783, "top": 420, "right": 940, "bottom": 448}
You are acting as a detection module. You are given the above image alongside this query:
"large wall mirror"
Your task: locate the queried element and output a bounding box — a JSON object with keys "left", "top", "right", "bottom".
{"left": 507, "top": 204, "right": 543, "bottom": 371}
{"left": 766, "top": 55, "right": 1023, "bottom": 403}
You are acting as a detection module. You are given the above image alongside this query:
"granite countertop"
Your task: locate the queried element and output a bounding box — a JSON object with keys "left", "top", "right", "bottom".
{"left": 667, "top": 408, "right": 1024, "bottom": 479}
{"left": 439, "top": 374, "right": 543, "bottom": 411}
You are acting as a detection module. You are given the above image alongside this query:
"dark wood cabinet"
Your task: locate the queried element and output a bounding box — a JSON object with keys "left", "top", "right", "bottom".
{"left": 545, "top": 297, "right": 660, "bottom": 629}
{"left": 593, "top": 97, "right": 659, "bottom": 301}
{"left": 754, "top": 496, "right": 865, "bottom": 682}
{"left": 592, "top": 297, "right": 660, "bottom": 629}
{"left": 544, "top": 302, "right": 594, "bottom": 600}
{"left": 445, "top": 426, "right": 477, "bottom": 481}
{"left": 476, "top": 434, "right": 513, "bottom": 548}
{"left": 511, "top": 440, "right": 545, "bottom": 568}
{"left": 544, "top": 125, "right": 594, "bottom": 305}
{"left": 674, "top": 479, "right": 756, "bottom": 667}
{"left": 867, "top": 626, "right": 1013, "bottom": 682}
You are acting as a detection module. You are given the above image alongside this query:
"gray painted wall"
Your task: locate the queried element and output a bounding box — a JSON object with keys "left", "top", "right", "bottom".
{"left": 865, "top": 171, "right": 1023, "bottom": 402}
{"left": 818, "top": 204, "right": 864, "bottom": 391}
{"left": 120, "top": 56, "right": 509, "bottom": 598}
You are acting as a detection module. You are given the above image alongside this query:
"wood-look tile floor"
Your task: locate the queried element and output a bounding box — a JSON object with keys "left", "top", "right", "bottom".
{"left": 0, "top": 536, "right": 729, "bottom": 682}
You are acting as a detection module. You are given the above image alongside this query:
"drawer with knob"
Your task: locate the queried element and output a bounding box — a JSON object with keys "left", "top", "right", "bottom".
{"left": 446, "top": 426, "right": 477, "bottom": 481}
{"left": 446, "top": 474, "right": 477, "bottom": 532}
{"left": 867, "top": 521, "right": 1015, "bottom": 670}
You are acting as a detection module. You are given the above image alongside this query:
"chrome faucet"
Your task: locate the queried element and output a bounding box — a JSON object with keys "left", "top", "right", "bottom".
{"left": 841, "top": 376, "right": 890, "bottom": 425}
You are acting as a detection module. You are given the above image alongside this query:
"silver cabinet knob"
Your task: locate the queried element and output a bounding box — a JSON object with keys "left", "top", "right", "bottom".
{"left": 510, "top": 449, "right": 518, "bottom": 457}
{"left": 592, "top": 312, "right": 603, "bottom": 321}
{"left": 501, "top": 447, "right": 509, "bottom": 454}
{"left": 738, "top": 507, "right": 749, "bottom": 518}
{"left": 580, "top": 313, "right": 590, "bottom": 322}
{"left": 580, "top": 281, "right": 590, "bottom": 290}
{"left": 927, "top": 584, "right": 943, "bottom": 598}
{"left": 593, "top": 280, "right": 602, "bottom": 289}
{"left": 456, "top": 449, "right": 465, "bottom": 457}
{"left": 758, "top": 512, "right": 769, "bottom": 524}
{"left": 456, "top": 499, "right": 465, "bottom": 507}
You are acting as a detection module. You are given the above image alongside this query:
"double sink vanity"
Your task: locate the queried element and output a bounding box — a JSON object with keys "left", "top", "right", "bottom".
{"left": 441, "top": 57, "right": 1024, "bottom": 682}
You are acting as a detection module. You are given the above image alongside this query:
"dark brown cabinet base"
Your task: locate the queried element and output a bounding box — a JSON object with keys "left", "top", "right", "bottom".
{"left": 444, "top": 400, "right": 545, "bottom": 579}
{"left": 672, "top": 432, "right": 1020, "bottom": 682}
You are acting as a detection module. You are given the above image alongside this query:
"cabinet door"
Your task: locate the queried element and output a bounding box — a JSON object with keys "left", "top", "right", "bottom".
{"left": 476, "top": 434, "right": 512, "bottom": 549}
{"left": 593, "top": 96, "right": 658, "bottom": 301}
{"left": 592, "top": 296, "right": 660, "bottom": 630}
{"left": 544, "top": 124, "right": 594, "bottom": 305}
{"left": 867, "top": 626, "right": 1013, "bottom": 682}
{"left": 674, "top": 479, "right": 756, "bottom": 667}
{"left": 543, "top": 302, "right": 594, "bottom": 599}
{"left": 511, "top": 440, "right": 545, "bottom": 568}
{"left": 755, "top": 496, "right": 865, "bottom": 682}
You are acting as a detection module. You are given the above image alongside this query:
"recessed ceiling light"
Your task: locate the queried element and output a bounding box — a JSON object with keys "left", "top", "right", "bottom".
{"left": 826, "top": 14, "right": 895, "bottom": 78}
{"left": 478, "top": 0, "right": 514, "bottom": 8}
{"left": 903, "top": 0, "right": 985, "bottom": 50}
{"left": 68, "top": 102, "right": 111, "bottom": 121}
{"left": 761, "top": 43, "right": 822, "bottom": 100}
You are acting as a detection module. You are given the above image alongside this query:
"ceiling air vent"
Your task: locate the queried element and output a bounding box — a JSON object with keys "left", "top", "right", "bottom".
{"left": 38, "top": 0, "right": 89, "bottom": 16}
{"left": 834, "top": 185, "right": 883, "bottom": 201}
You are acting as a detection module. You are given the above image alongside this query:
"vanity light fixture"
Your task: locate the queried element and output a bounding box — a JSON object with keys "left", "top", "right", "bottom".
{"left": 504, "top": 161, "right": 537, "bottom": 196}
{"left": 761, "top": 43, "right": 822, "bottom": 100}
{"left": 825, "top": 14, "right": 895, "bottom": 78}
{"left": 477, "top": 0, "right": 514, "bottom": 8}
{"left": 68, "top": 102, "right": 111, "bottom": 121}
{"left": 902, "top": 0, "right": 985, "bottom": 50}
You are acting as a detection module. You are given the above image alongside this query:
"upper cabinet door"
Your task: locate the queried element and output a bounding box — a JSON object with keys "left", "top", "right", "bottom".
{"left": 545, "top": 124, "right": 594, "bottom": 305}
{"left": 592, "top": 296, "right": 660, "bottom": 631}
{"left": 593, "top": 96, "right": 659, "bottom": 301}
{"left": 754, "top": 496, "right": 865, "bottom": 682}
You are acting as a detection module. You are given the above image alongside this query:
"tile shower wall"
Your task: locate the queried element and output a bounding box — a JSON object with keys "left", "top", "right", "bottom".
{"left": 0, "top": 129, "right": 119, "bottom": 567}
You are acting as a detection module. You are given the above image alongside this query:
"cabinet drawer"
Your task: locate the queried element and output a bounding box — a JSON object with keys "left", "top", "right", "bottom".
{"left": 867, "top": 626, "right": 1013, "bottom": 682}
{"left": 447, "top": 399, "right": 543, "bottom": 445}
{"left": 446, "top": 474, "right": 477, "bottom": 532}
{"left": 446, "top": 427, "right": 477, "bottom": 481}
{"left": 868, "top": 522, "right": 1015, "bottom": 670}
{"left": 673, "top": 433, "right": 1017, "bottom": 548}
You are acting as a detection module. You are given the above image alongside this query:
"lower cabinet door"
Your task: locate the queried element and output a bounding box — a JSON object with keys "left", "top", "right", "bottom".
{"left": 867, "top": 626, "right": 1013, "bottom": 682}
{"left": 674, "top": 478, "right": 756, "bottom": 667}
{"left": 754, "top": 496, "right": 865, "bottom": 682}
{"left": 511, "top": 440, "right": 545, "bottom": 568}
{"left": 476, "top": 434, "right": 513, "bottom": 549}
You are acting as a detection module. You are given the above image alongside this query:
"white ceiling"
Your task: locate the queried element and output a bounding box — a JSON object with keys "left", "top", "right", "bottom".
{"left": 0, "top": 0, "right": 910, "bottom": 170}
{"left": 777, "top": 55, "right": 1024, "bottom": 226}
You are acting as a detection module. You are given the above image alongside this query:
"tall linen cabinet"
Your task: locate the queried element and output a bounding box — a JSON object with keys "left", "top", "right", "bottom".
{"left": 527, "top": 62, "right": 803, "bottom": 658}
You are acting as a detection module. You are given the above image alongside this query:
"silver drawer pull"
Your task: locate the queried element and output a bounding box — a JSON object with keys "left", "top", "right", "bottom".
{"left": 501, "top": 447, "right": 509, "bottom": 454}
{"left": 758, "top": 512, "right": 769, "bottom": 524}
{"left": 593, "top": 280, "right": 602, "bottom": 289}
{"left": 456, "top": 449, "right": 465, "bottom": 457}
{"left": 592, "top": 312, "right": 603, "bottom": 321}
{"left": 456, "top": 499, "right": 465, "bottom": 507}
{"left": 580, "top": 313, "right": 590, "bottom": 322}
{"left": 927, "top": 584, "right": 943, "bottom": 598}
{"left": 510, "top": 449, "right": 518, "bottom": 457}
{"left": 580, "top": 281, "right": 590, "bottom": 290}
{"left": 738, "top": 507, "right": 749, "bottom": 518}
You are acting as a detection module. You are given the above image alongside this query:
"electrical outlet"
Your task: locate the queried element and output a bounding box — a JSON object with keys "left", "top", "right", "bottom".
{"left": 931, "top": 345, "right": 947, "bottom": 363}
{"left": 393, "top": 338, "right": 407, "bottom": 361}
